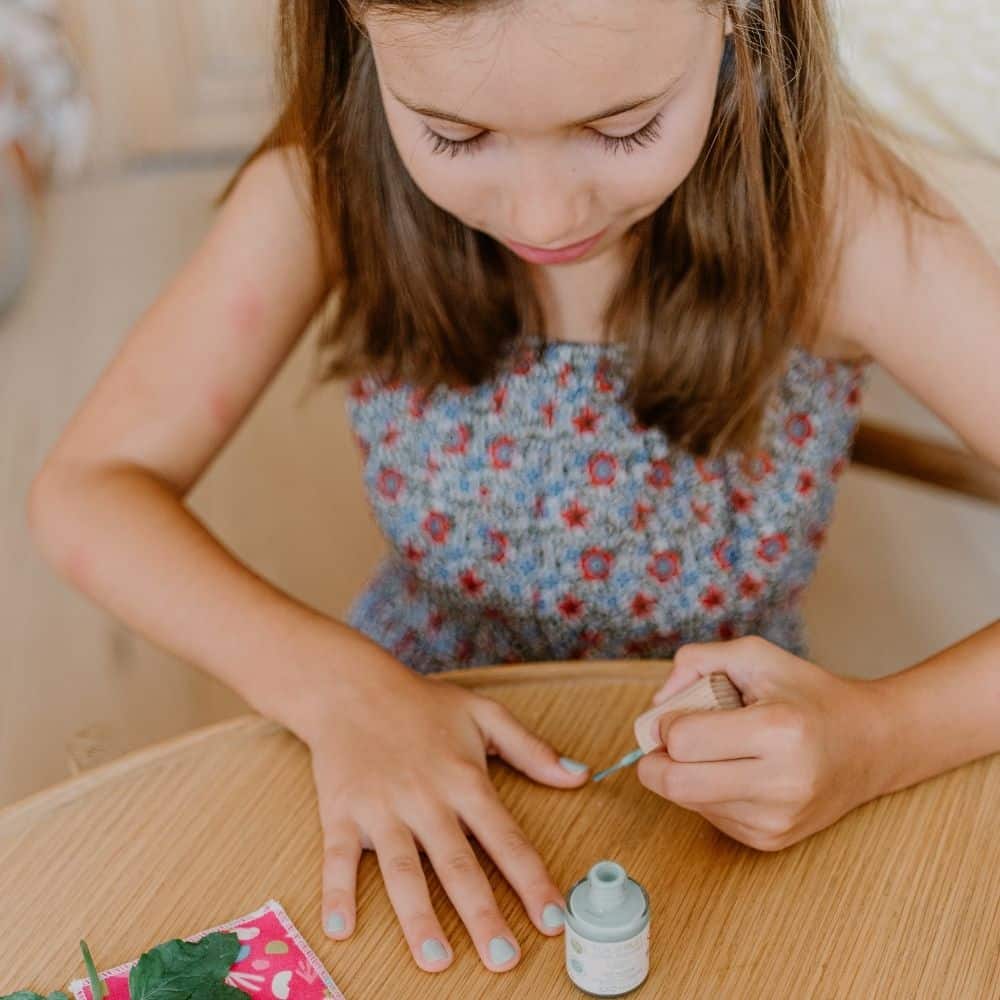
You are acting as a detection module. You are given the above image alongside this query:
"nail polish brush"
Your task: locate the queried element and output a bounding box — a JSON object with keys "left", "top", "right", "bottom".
{"left": 592, "top": 673, "right": 743, "bottom": 782}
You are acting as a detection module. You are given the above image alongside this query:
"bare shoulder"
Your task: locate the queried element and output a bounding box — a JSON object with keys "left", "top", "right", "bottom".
{"left": 814, "top": 127, "right": 970, "bottom": 361}
{"left": 813, "top": 127, "right": 1000, "bottom": 465}
{"left": 222, "top": 143, "right": 327, "bottom": 293}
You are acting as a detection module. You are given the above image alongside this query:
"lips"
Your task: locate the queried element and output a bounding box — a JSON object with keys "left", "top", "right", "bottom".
{"left": 530, "top": 232, "right": 600, "bottom": 252}
{"left": 502, "top": 227, "right": 607, "bottom": 264}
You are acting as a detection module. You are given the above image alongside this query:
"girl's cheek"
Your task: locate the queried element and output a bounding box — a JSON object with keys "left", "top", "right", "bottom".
{"left": 396, "top": 147, "right": 496, "bottom": 226}
{"left": 408, "top": 161, "right": 483, "bottom": 221}
{"left": 602, "top": 159, "right": 686, "bottom": 218}
{"left": 387, "top": 126, "right": 471, "bottom": 213}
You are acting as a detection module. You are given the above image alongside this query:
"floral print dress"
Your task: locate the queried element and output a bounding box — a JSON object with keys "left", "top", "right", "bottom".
{"left": 344, "top": 334, "right": 870, "bottom": 674}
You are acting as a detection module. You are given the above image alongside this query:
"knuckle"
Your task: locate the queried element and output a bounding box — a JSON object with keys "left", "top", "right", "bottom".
{"left": 444, "top": 849, "right": 480, "bottom": 877}
{"left": 405, "top": 790, "right": 451, "bottom": 828}
{"left": 323, "top": 841, "right": 358, "bottom": 865}
{"left": 357, "top": 799, "right": 396, "bottom": 832}
{"left": 665, "top": 722, "right": 691, "bottom": 760}
{"left": 453, "top": 773, "right": 496, "bottom": 812}
{"left": 317, "top": 792, "right": 352, "bottom": 824}
{"left": 759, "top": 810, "right": 794, "bottom": 838}
{"left": 751, "top": 833, "right": 784, "bottom": 852}
{"left": 673, "top": 644, "right": 698, "bottom": 669}
{"left": 782, "top": 715, "right": 809, "bottom": 750}
{"left": 659, "top": 766, "right": 684, "bottom": 801}
{"left": 739, "top": 634, "right": 768, "bottom": 654}
{"left": 385, "top": 853, "right": 422, "bottom": 878}
{"left": 323, "top": 885, "right": 353, "bottom": 907}
{"left": 767, "top": 704, "right": 807, "bottom": 746}
{"left": 471, "top": 903, "right": 501, "bottom": 926}
{"left": 452, "top": 759, "right": 490, "bottom": 788}
{"left": 792, "top": 766, "right": 820, "bottom": 803}
{"left": 496, "top": 824, "right": 535, "bottom": 860}
{"left": 405, "top": 908, "right": 439, "bottom": 929}
{"left": 487, "top": 696, "right": 512, "bottom": 719}
{"left": 475, "top": 696, "right": 508, "bottom": 724}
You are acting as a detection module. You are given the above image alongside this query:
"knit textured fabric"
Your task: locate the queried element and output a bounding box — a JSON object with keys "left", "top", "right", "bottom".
{"left": 344, "top": 334, "right": 870, "bottom": 673}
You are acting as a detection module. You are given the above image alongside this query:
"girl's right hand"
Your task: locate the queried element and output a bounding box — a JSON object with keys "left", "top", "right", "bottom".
{"left": 298, "top": 646, "right": 590, "bottom": 974}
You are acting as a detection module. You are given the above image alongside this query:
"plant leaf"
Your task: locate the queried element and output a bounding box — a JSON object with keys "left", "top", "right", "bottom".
{"left": 128, "top": 931, "right": 246, "bottom": 1000}
{"left": 0, "top": 992, "right": 71, "bottom": 999}
{"left": 79, "top": 941, "right": 106, "bottom": 999}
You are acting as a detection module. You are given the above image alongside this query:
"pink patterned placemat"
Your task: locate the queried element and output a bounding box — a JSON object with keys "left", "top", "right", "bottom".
{"left": 67, "top": 899, "right": 346, "bottom": 999}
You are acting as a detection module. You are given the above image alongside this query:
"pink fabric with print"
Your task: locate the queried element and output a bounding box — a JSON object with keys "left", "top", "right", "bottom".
{"left": 68, "top": 899, "right": 345, "bottom": 1000}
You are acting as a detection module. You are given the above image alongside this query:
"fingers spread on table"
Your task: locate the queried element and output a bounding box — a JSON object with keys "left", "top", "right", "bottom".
{"left": 458, "top": 779, "right": 566, "bottom": 937}
{"left": 370, "top": 822, "right": 454, "bottom": 972}
{"left": 416, "top": 809, "right": 522, "bottom": 972}
{"left": 473, "top": 698, "right": 590, "bottom": 787}
{"left": 321, "top": 818, "right": 362, "bottom": 940}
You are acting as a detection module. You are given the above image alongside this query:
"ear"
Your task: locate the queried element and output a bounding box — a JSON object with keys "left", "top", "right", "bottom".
{"left": 724, "top": 10, "right": 734, "bottom": 37}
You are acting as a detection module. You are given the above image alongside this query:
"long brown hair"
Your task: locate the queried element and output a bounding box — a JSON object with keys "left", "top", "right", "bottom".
{"left": 218, "top": 0, "right": 938, "bottom": 457}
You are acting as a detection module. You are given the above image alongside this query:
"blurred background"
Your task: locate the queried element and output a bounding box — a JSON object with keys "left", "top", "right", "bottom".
{"left": 1, "top": 0, "right": 998, "bottom": 809}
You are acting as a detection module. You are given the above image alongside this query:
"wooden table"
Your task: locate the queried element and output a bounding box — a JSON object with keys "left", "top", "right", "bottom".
{"left": 2, "top": 661, "right": 998, "bottom": 998}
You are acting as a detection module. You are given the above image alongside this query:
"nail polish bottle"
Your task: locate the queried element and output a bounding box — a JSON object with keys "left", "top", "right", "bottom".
{"left": 564, "top": 860, "right": 650, "bottom": 996}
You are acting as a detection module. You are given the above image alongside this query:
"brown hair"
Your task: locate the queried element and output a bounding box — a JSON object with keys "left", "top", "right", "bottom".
{"left": 218, "top": 0, "right": 939, "bottom": 456}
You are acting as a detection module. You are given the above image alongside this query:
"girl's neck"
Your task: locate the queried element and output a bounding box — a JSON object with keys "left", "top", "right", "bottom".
{"left": 529, "top": 238, "right": 630, "bottom": 346}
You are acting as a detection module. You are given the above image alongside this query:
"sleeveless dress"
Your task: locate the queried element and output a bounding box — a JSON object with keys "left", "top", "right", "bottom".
{"left": 344, "top": 334, "right": 870, "bottom": 674}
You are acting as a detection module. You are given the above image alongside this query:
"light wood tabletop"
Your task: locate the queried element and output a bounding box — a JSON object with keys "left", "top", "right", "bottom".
{"left": 1, "top": 660, "right": 998, "bottom": 998}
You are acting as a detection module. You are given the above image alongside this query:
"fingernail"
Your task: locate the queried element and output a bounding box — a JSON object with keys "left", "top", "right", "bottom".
{"left": 488, "top": 936, "right": 517, "bottom": 966}
{"left": 542, "top": 903, "right": 565, "bottom": 928}
{"left": 324, "top": 912, "right": 346, "bottom": 935}
{"left": 559, "top": 756, "right": 589, "bottom": 773}
{"left": 421, "top": 939, "right": 448, "bottom": 963}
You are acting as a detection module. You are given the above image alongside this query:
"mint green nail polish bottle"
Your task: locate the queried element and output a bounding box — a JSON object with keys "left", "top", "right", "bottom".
{"left": 564, "top": 860, "right": 650, "bottom": 997}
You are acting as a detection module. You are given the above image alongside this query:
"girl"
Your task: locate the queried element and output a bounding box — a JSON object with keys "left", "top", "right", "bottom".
{"left": 28, "top": 0, "right": 1000, "bottom": 979}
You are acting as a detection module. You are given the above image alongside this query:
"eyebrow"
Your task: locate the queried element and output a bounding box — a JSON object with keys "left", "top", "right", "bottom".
{"left": 388, "top": 76, "right": 682, "bottom": 130}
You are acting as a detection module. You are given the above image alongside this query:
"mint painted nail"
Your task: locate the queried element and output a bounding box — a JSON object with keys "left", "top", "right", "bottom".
{"left": 324, "top": 912, "right": 346, "bottom": 935}
{"left": 421, "top": 939, "right": 448, "bottom": 963}
{"left": 559, "top": 756, "right": 589, "bottom": 773}
{"left": 542, "top": 903, "right": 565, "bottom": 928}
{"left": 488, "top": 936, "right": 517, "bottom": 966}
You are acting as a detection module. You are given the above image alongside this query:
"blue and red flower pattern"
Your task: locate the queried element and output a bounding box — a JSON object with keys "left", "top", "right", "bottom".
{"left": 344, "top": 334, "right": 869, "bottom": 673}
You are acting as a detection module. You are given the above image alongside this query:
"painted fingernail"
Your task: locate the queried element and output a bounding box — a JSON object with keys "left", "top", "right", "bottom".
{"left": 324, "top": 912, "right": 346, "bottom": 935}
{"left": 559, "top": 756, "right": 589, "bottom": 773}
{"left": 542, "top": 903, "right": 565, "bottom": 928}
{"left": 421, "top": 939, "right": 448, "bottom": 963}
{"left": 488, "top": 936, "right": 517, "bottom": 966}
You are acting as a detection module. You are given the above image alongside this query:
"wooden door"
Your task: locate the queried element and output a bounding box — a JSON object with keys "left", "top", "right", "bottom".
{"left": 59, "top": 0, "right": 279, "bottom": 168}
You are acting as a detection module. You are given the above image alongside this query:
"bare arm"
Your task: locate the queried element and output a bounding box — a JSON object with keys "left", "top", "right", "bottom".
{"left": 26, "top": 145, "right": 595, "bottom": 973}
{"left": 26, "top": 146, "right": 400, "bottom": 735}
{"left": 824, "top": 150, "right": 1000, "bottom": 789}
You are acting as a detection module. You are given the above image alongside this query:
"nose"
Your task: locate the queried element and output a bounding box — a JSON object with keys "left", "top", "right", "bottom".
{"left": 507, "top": 150, "right": 588, "bottom": 249}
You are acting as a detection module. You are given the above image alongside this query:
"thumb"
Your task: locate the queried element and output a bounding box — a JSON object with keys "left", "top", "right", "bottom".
{"left": 474, "top": 699, "right": 590, "bottom": 787}
{"left": 651, "top": 637, "right": 769, "bottom": 706}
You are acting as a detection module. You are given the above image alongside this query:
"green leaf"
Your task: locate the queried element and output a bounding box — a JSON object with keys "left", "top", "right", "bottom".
{"left": 79, "top": 940, "right": 106, "bottom": 999}
{"left": 0, "top": 992, "right": 71, "bottom": 999}
{"left": 128, "top": 931, "right": 247, "bottom": 1000}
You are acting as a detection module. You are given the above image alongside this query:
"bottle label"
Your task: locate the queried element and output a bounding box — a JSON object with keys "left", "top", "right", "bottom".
{"left": 565, "top": 924, "right": 649, "bottom": 995}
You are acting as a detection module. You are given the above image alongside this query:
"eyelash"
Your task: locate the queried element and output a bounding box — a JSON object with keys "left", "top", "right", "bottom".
{"left": 423, "top": 111, "right": 664, "bottom": 158}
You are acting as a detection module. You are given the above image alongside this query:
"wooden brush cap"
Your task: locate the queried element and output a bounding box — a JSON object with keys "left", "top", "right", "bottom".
{"left": 633, "top": 673, "right": 743, "bottom": 752}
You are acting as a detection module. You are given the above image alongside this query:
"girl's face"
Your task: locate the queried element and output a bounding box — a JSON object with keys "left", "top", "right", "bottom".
{"left": 366, "top": 0, "right": 728, "bottom": 268}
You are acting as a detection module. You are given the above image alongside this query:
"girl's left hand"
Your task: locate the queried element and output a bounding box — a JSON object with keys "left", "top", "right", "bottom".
{"left": 636, "top": 636, "right": 890, "bottom": 851}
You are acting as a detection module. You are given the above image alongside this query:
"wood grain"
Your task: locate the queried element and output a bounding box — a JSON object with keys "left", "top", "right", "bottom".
{"left": 1, "top": 661, "right": 997, "bottom": 999}
{"left": 852, "top": 420, "right": 1000, "bottom": 505}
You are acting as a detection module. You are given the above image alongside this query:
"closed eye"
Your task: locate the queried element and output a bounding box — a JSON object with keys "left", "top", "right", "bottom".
{"left": 423, "top": 111, "right": 665, "bottom": 158}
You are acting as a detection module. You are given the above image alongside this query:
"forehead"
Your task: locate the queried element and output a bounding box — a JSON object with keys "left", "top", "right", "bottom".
{"left": 366, "top": 0, "right": 706, "bottom": 129}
